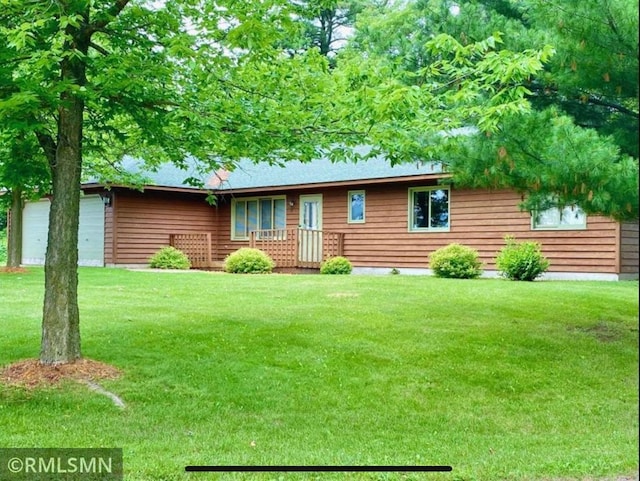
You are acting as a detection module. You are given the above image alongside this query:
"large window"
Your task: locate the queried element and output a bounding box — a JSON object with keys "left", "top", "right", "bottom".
{"left": 409, "top": 187, "right": 450, "bottom": 231}
{"left": 348, "top": 190, "right": 365, "bottom": 223}
{"left": 532, "top": 205, "right": 586, "bottom": 230}
{"left": 232, "top": 197, "right": 286, "bottom": 240}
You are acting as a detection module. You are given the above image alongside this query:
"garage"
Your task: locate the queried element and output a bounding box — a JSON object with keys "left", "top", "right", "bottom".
{"left": 22, "top": 195, "right": 105, "bottom": 266}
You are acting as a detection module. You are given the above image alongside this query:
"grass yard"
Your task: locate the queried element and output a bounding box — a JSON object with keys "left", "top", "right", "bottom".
{"left": 0, "top": 268, "right": 638, "bottom": 481}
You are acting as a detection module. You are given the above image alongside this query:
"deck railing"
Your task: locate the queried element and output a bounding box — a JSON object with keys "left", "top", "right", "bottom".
{"left": 250, "top": 228, "right": 344, "bottom": 269}
{"left": 169, "top": 232, "right": 213, "bottom": 269}
{"left": 249, "top": 228, "right": 297, "bottom": 267}
{"left": 170, "top": 228, "right": 344, "bottom": 270}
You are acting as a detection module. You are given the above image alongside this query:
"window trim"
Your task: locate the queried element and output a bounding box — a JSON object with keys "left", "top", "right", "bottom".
{"left": 408, "top": 186, "right": 451, "bottom": 232}
{"left": 347, "top": 190, "right": 366, "bottom": 224}
{"left": 231, "top": 195, "right": 287, "bottom": 240}
{"left": 531, "top": 205, "right": 587, "bottom": 231}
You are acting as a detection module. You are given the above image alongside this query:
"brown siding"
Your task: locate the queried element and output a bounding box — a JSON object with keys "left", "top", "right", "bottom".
{"left": 620, "top": 221, "right": 639, "bottom": 274}
{"left": 111, "top": 189, "right": 218, "bottom": 265}
{"left": 187, "top": 184, "right": 623, "bottom": 274}
{"left": 213, "top": 193, "right": 300, "bottom": 260}
{"left": 319, "top": 184, "right": 618, "bottom": 273}
{"left": 104, "top": 202, "right": 114, "bottom": 264}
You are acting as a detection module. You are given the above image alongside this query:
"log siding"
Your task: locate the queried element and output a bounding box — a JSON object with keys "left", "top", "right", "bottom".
{"left": 620, "top": 221, "right": 639, "bottom": 275}
{"left": 88, "top": 180, "right": 634, "bottom": 277}
{"left": 107, "top": 189, "right": 218, "bottom": 265}
{"left": 213, "top": 183, "right": 623, "bottom": 274}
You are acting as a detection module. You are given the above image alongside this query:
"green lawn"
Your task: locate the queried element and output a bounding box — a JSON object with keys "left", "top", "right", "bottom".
{"left": 0, "top": 268, "right": 638, "bottom": 481}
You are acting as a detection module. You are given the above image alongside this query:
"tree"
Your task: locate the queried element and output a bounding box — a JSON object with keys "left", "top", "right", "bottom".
{"left": 341, "top": 0, "right": 639, "bottom": 220}
{"left": 0, "top": 0, "right": 585, "bottom": 367}
{"left": 286, "top": 0, "right": 366, "bottom": 62}
{"left": 0, "top": 0, "right": 357, "bottom": 365}
{"left": 0, "top": 132, "right": 51, "bottom": 267}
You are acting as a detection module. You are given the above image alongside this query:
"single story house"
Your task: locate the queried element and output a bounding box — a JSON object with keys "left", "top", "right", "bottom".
{"left": 19, "top": 156, "right": 639, "bottom": 280}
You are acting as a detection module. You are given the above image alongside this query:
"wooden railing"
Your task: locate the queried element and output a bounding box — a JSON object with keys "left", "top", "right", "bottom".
{"left": 170, "top": 228, "right": 345, "bottom": 270}
{"left": 249, "top": 228, "right": 297, "bottom": 268}
{"left": 250, "top": 228, "right": 344, "bottom": 269}
{"left": 170, "top": 232, "right": 213, "bottom": 269}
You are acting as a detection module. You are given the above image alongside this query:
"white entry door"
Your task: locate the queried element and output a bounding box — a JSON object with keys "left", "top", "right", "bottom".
{"left": 298, "top": 194, "right": 323, "bottom": 264}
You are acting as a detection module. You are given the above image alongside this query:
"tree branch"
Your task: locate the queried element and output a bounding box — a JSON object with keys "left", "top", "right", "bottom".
{"left": 35, "top": 131, "right": 57, "bottom": 169}
{"left": 87, "top": 0, "right": 132, "bottom": 36}
{"left": 527, "top": 83, "right": 638, "bottom": 118}
{"left": 89, "top": 41, "right": 110, "bottom": 56}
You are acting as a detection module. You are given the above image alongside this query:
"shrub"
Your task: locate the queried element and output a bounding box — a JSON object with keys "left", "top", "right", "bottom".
{"left": 149, "top": 246, "right": 191, "bottom": 270}
{"left": 320, "top": 256, "right": 353, "bottom": 275}
{"left": 495, "top": 235, "right": 550, "bottom": 281}
{"left": 224, "top": 248, "right": 274, "bottom": 274}
{"left": 429, "top": 243, "right": 483, "bottom": 279}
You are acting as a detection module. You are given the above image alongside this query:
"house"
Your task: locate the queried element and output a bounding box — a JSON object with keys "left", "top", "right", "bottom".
{"left": 19, "top": 156, "right": 639, "bottom": 280}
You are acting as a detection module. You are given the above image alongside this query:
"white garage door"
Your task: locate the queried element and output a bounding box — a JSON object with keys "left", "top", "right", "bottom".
{"left": 22, "top": 199, "right": 50, "bottom": 265}
{"left": 22, "top": 195, "right": 105, "bottom": 266}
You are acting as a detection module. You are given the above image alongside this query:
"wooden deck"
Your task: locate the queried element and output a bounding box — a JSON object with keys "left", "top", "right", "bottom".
{"left": 170, "top": 228, "right": 345, "bottom": 270}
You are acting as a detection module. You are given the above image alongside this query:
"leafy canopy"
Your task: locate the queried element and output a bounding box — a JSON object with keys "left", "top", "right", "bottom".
{"left": 339, "top": 0, "right": 639, "bottom": 220}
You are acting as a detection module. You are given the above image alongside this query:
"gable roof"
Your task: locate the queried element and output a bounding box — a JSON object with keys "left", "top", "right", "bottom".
{"left": 84, "top": 151, "right": 444, "bottom": 193}
{"left": 211, "top": 156, "right": 443, "bottom": 192}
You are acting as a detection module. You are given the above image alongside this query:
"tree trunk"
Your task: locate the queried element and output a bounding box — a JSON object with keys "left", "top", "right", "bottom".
{"left": 40, "top": 97, "right": 84, "bottom": 365}
{"left": 40, "top": 41, "right": 87, "bottom": 364}
{"left": 7, "top": 189, "right": 23, "bottom": 267}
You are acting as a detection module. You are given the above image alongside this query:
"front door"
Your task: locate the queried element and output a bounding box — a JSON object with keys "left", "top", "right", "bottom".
{"left": 298, "top": 194, "right": 323, "bottom": 265}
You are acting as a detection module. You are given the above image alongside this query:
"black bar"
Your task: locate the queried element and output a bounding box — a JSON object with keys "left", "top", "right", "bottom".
{"left": 185, "top": 466, "right": 452, "bottom": 473}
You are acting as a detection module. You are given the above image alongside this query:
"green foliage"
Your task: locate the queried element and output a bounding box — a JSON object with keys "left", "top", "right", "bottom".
{"left": 148, "top": 246, "right": 191, "bottom": 270}
{"left": 320, "top": 256, "right": 353, "bottom": 274}
{"left": 446, "top": 109, "right": 639, "bottom": 221}
{"left": 343, "top": 0, "right": 639, "bottom": 220}
{"left": 0, "top": 230, "right": 6, "bottom": 265}
{"left": 0, "top": 205, "right": 6, "bottom": 231}
{"left": 224, "top": 248, "right": 275, "bottom": 274}
{"left": 284, "top": 0, "right": 364, "bottom": 62}
{"left": 0, "top": 132, "right": 51, "bottom": 209}
{"left": 429, "top": 243, "right": 483, "bottom": 279}
{"left": 495, "top": 235, "right": 550, "bottom": 281}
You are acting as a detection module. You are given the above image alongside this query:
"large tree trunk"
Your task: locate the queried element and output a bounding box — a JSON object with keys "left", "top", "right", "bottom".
{"left": 7, "top": 189, "right": 23, "bottom": 267}
{"left": 40, "top": 96, "right": 84, "bottom": 365}
{"left": 40, "top": 33, "right": 87, "bottom": 364}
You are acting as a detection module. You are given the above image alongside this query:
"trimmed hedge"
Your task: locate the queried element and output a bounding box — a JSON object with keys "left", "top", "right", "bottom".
{"left": 224, "top": 248, "right": 275, "bottom": 274}
{"left": 320, "top": 256, "right": 353, "bottom": 275}
{"left": 149, "top": 246, "right": 191, "bottom": 270}
{"left": 429, "top": 243, "right": 483, "bottom": 279}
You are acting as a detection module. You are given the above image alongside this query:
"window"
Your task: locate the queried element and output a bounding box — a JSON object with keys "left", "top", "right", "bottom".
{"left": 409, "top": 187, "right": 450, "bottom": 231}
{"left": 532, "top": 204, "right": 586, "bottom": 230}
{"left": 348, "top": 190, "right": 365, "bottom": 223}
{"left": 232, "top": 197, "right": 286, "bottom": 239}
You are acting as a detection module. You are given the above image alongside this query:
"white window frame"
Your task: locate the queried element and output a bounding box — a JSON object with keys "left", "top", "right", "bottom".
{"left": 408, "top": 187, "right": 450, "bottom": 232}
{"left": 531, "top": 205, "right": 587, "bottom": 230}
{"left": 231, "top": 196, "right": 287, "bottom": 240}
{"left": 347, "top": 190, "right": 366, "bottom": 224}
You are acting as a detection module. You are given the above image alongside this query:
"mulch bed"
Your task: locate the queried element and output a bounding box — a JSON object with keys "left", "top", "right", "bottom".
{"left": 0, "top": 266, "right": 29, "bottom": 274}
{"left": 0, "top": 358, "right": 122, "bottom": 388}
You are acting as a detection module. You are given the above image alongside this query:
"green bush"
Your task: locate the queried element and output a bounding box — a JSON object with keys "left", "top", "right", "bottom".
{"left": 224, "top": 248, "right": 275, "bottom": 274}
{"left": 320, "top": 256, "right": 353, "bottom": 274}
{"left": 495, "top": 235, "right": 550, "bottom": 281}
{"left": 429, "top": 243, "right": 483, "bottom": 279}
{"left": 149, "top": 246, "right": 191, "bottom": 270}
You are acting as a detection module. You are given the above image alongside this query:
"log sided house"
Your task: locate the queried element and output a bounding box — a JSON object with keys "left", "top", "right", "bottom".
{"left": 19, "top": 156, "right": 639, "bottom": 280}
